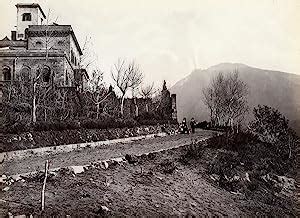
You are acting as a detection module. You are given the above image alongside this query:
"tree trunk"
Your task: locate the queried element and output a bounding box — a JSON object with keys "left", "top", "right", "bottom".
{"left": 134, "top": 98, "right": 138, "bottom": 117}
{"left": 288, "top": 135, "right": 292, "bottom": 159}
{"left": 96, "top": 103, "right": 100, "bottom": 119}
{"left": 32, "top": 82, "right": 37, "bottom": 123}
{"left": 44, "top": 108, "right": 47, "bottom": 122}
{"left": 135, "top": 104, "right": 139, "bottom": 117}
{"left": 146, "top": 103, "right": 149, "bottom": 113}
{"left": 120, "top": 95, "right": 125, "bottom": 116}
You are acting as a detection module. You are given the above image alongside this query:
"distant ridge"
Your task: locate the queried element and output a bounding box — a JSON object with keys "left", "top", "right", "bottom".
{"left": 170, "top": 63, "right": 300, "bottom": 133}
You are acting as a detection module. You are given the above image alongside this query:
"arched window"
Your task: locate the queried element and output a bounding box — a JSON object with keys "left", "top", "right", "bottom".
{"left": 3, "top": 67, "right": 11, "bottom": 81}
{"left": 42, "top": 66, "right": 51, "bottom": 83}
{"left": 22, "top": 13, "right": 31, "bottom": 21}
{"left": 20, "top": 67, "right": 31, "bottom": 82}
{"left": 65, "top": 70, "right": 69, "bottom": 86}
{"left": 24, "top": 28, "right": 29, "bottom": 39}
{"left": 71, "top": 50, "right": 74, "bottom": 64}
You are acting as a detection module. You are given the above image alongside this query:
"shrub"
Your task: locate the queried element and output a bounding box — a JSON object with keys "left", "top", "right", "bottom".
{"left": 249, "top": 105, "right": 290, "bottom": 143}
{"left": 81, "top": 115, "right": 138, "bottom": 129}
{"left": 4, "top": 121, "right": 31, "bottom": 133}
{"left": 195, "top": 120, "right": 209, "bottom": 129}
{"left": 136, "top": 112, "right": 177, "bottom": 126}
{"left": 249, "top": 105, "right": 298, "bottom": 159}
{"left": 33, "top": 120, "right": 81, "bottom": 131}
{"left": 180, "top": 142, "right": 204, "bottom": 164}
{"left": 207, "top": 131, "right": 258, "bottom": 151}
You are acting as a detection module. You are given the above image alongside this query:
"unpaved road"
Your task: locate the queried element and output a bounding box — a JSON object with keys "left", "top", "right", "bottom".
{"left": 1, "top": 130, "right": 217, "bottom": 176}
{"left": 1, "top": 136, "right": 294, "bottom": 217}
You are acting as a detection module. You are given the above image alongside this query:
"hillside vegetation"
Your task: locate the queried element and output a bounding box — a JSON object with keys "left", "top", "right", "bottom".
{"left": 170, "top": 63, "right": 300, "bottom": 134}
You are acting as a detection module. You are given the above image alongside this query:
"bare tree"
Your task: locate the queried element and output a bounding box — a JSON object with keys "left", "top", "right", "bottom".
{"left": 30, "top": 9, "right": 59, "bottom": 123}
{"left": 202, "top": 86, "right": 214, "bottom": 125}
{"left": 84, "top": 68, "right": 111, "bottom": 119}
{"left": 224, "top": 72, "right": 249, "bottom": 128}
{"left": 140, "top": 82, "right": 155, "bottom": 112}
{"left": 202, "top": 71, "right": 248, "bottom": 130}
{"left": 79, "top": 36, "right": 97, "bottom": 72}
{"left": 111, "top": 59, "right": 144, "bottom": 116}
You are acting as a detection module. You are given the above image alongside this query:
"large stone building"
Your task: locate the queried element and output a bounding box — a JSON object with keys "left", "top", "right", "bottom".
{"left": 0, "top": 3, "right": 177, "bottom": 123}
{"left": 0, "top": 3, "right": 88, "bottom": 95}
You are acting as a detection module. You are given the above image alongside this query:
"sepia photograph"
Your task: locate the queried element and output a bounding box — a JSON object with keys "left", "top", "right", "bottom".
{"left": 0, "top": 0, "right": 299, "bottom": 216}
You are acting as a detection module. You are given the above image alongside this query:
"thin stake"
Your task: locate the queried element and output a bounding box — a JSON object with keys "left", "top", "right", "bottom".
{"left": 41, "top": 160, "right": 49, "bottom": 211}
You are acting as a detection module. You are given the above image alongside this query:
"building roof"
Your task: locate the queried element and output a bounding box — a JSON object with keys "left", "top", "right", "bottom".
{"left": 0, "top": 37, "right": 26, "bottom": 48}
{"left": 28, "top": 25, "right": 83, "bottom": 55}
{"left": 1, "top": 36, "right": 10, "bottom": 41}
{"left": 15, "top": 3, "right": 46, "bottom": 19}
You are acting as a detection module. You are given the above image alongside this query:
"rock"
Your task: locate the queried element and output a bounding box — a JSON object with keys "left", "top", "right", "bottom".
{"left": 100, "top": 161, "right": 109, "bottom": 169}
{"left": 210, "top": 174, "right": 220, "bottom": 181}
{"left": 232, "top": 175, "right": 240, "bottom": 181}
{"left": 125, "top": 154, "right": 138, "bottom": 164}
{"left": 244, "top": 172, "right": 250, "bottom": 182}
{"left": 0, "top": 175, "right": 7, "bottom": 183}
{"left": 0, "top": 153, "right": 6, "bottom": 163}
{"left": 110, "top": 157, "right": 126, "bottom": 166}
{"left": 277, "top": 176, "right": 296, "bottom": 197}
{"left": 7, "top": 212, "right": 13, "bottom": 218}
{"left": 101, "top": 205, "right": 110, "bottom": 212}
{"left": 2, "top": 186, "right": 10, "bottom": 192}
{"left": 14, "top": 215, "right": 26, "bottom": 218}
{"left": 95, "top": 205, "right": 110, "bottom": 215}
{"left": 261, "top": 174, "right": 296, "bottom": 197}
{"left": 11, "top": 175, "right": 21, "bottom": 181}
{"left": 69, "top": 166, "right": 85, "bottom": 174}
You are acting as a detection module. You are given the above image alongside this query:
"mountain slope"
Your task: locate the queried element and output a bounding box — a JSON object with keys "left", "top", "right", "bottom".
{"left": 170, "top": 63, "right": 300, "bottom": 128}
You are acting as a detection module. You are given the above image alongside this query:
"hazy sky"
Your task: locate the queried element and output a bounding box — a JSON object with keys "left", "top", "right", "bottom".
{"left": 0, "top": 0, "right": 299, "bottom": 86}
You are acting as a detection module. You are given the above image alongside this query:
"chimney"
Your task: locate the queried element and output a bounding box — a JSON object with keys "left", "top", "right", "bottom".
{"left": 11, "top": 31, "right": 16, "bottom": 41}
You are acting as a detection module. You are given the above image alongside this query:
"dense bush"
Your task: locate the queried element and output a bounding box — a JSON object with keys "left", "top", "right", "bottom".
{"left": 207, "top": 131, "right": 259, "bottom": 151}
{"left": 33, "top": 120, "right": 81, "bottom": 131}
{"left": 136, "top": 112, "right": 178, "bottom": 126}
{"left": 3, "top": 120, "right": 31, "bottom": 134}
{"left": 81, "top": 116, "right": 138, "bottom": 129}
{"left": 249, "top": 105, "right": 298, "bottom": 159}
{"left": 250, "top": 105, "right": 291, "bottom": 143}
{"left": 1, "top": 110, "right": 178, "bottom": 133}
{"left": 195, "top": 121, "right": 209, "bottom": 129}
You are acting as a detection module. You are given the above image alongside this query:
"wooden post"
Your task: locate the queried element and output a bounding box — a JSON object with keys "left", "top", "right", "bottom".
{"left": 41, "top": 160, "right": 49, "bottom": 211}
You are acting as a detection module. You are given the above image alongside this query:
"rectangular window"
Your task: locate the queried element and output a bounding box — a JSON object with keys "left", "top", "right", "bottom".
{"left": 22, "top": 13, "right": 32, "bottom": 21}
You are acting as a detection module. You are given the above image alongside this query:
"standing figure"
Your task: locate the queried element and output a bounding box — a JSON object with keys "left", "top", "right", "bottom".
{"left": 180, "top": 117, "right": 189, "bottom": 134}
{"left": 190, "top": 118, "right": 196, "bottom": 133}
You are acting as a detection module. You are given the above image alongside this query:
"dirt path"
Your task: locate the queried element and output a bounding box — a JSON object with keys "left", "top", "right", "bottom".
{"left": 1, "top": 136, "right": 294, "bottom": 217}
{"left": 1, "top": 130, "right": 216, "bottom": 176}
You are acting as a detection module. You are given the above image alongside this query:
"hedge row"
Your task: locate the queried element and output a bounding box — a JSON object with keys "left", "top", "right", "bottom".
{"left": 1, "top": 113, "right": 178, "bottom": 134}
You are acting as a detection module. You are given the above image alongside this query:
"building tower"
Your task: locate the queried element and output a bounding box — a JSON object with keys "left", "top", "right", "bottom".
{"left": 15, "top": 3, "right": 46, "bottom": 40}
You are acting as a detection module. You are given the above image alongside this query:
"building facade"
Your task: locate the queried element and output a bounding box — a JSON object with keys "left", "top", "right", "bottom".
{"left": 0, "top": 3, "right": 87, "bottom": 94}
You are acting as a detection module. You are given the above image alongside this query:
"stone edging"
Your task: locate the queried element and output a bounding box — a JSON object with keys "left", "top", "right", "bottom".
{"left": 0, "top": 132, "right": 167, "bottom": 162}
{"left": 6, "top": 136, "right": 210, "bottom": 180}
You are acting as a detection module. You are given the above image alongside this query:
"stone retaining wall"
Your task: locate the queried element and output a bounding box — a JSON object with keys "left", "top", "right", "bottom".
{"left": 0, "top": 132, "right": 167, "bottom": 162}
{"left": 0, "top": 124, "right": 177, "bottom": 153}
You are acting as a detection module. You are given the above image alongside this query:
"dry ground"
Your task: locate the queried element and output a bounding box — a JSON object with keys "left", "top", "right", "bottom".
{"left": 1, "top": 130, "right": 216, "bottom": 176}
{"left": 0, "top": 134, "right": 297, "bottom": 217}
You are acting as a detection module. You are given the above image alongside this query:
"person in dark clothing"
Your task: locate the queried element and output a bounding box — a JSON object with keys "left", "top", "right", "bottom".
{"left": 180, "top": 117, "right": 189, "bottom": 134}
{"left": 190, "top": 118, "right": 196, "bottom": 133}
